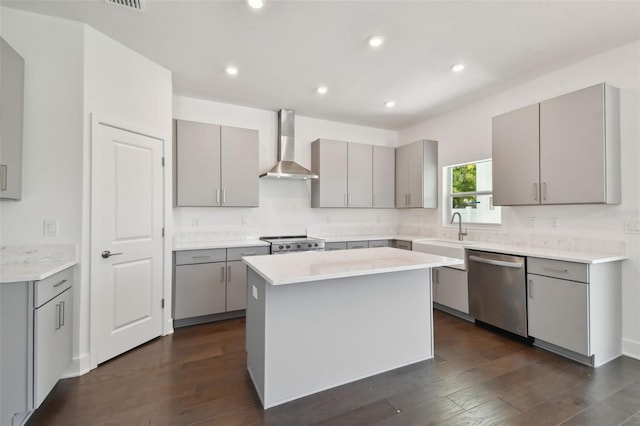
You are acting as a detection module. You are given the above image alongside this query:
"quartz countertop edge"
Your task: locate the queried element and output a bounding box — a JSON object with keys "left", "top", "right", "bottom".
{"left": 243, "top": 247, "right": 461, "bottom": 286}
{"left": 0, "top": 260, "right": 78, "bottom": 284}
{"left": 173, "top": 239, "right": 270, "bottom": 251}
{"left": 458, "top": 242, "right": 627, "bottom": 264}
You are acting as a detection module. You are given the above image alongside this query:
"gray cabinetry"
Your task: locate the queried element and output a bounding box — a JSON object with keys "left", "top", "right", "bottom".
{"left": 311, "top": 139, "right": 373, "bottom": 208}
{"left": 1, "top": 266, "right": 74, "bottom": 426}
{"left": 324, "top": 242, "right": 347, "bottom": 251}
{"left": 346, "top": 241, "right": 369, "bottom": 249}
{"left": 527, "top": 257, "right": 621, "bottom": 367}
{"left": 433, "top": 267, "right": 469, "bottom": 315}
{"left": 34, "top": 269, "right": 73, "bottom": 408}
{"left": 369, "top": 239, "right": 393, "bottom": 248}
{"left": 0, "top": 37, "right": 25, "bottom": 200}
{"left": 394, "top": 240, "right": 412, "bottom": 250}
{"left": 311, "top": 139, "right": 348, "bottom": 207}
{"left": 372, "top": 146, "right": 395, "bottom": 208}
{"left": 175, "top": 119, "right": 259, "bottom": 207}
{"left": 492, "top": 83, "right": 620, "bottom": 206}
{"left": 395, "top": 140, "right": 438, "bottom": 208}
{"left": 173, "top": 246, "right": 269, "bottom": 326}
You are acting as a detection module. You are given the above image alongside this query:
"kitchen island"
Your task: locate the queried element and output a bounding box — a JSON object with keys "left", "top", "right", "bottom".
{"left": 243, "top": 247, "right": 461, "bottom": 409}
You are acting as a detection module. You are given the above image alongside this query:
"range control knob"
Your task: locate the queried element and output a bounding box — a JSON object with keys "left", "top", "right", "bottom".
{"left": 297, "top": 244, "right": 302, "bottom": 249}
{"left": 285, "top": 244, "right": 291, "bottom": 249}
{"left": 278, "top": 245, "right": 284, "bottom": 249}
{"left": 308, "top": 243, "right": 312, "bottom": 248}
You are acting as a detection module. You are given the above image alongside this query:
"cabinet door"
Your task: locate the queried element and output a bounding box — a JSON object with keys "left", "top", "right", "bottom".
{"left": 395, "top": 144, "right": 409, "bottom": 208}
{"left": 433, "top": 267, "right": 469, "bottom": 314}
{"left": 346, "top": 241, "right": 369, "bottom": 249}
{"left": 34, "top": 287, "right": 73, "bottom": 407}
{"left": 407, "top": 141, "right": 424, "bottom": 207}
{"left": 221, "top": 126, "right": 259, "bottom": 207}
{"left": 372, "top": 146, "right": 395, "bottom": 208}
{"left": 539, "top": 84, "right": 606, "bottom": 204}
{"left": 369, "top": 240, "right": 392, "bottom": 248}
{"left": 347, "top": 143, "right": 372, "bottom": 207}
{"left": 492, "top": 104, "right": 540, "bottom": 206}
{"left": 527, "top": 274, "right": 589, "bottom": 355}
{"left": 226, "top": 260, "right": 248, "bottom": 311}
{"left": 174, "top": 263, "right": 226, "bottom": 319}
{"left": 324, "top": 242, "right": 347, "bottom": 251}
{"left": 0, "top": 38, "right": 25, "bottom": 200}
{"left": 311, "top": 139, "right": 348, "bottom": 207}
{"left": 175, "top": 120, "right": 221, "bottom": 206}
{"left": 416, "top": 140, "right": 438, "bottom": 208}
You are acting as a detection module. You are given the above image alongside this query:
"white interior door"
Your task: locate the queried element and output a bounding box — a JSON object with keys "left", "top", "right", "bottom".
{"left": 91, "top": 118, "right": 164, "bottom": 365}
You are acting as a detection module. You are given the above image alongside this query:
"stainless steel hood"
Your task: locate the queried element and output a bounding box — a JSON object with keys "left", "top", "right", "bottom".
{"left": 260, "top": 109, "right": 319, "bottom": 180}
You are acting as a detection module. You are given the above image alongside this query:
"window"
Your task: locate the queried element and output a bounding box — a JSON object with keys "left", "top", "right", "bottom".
{"left": 444, "top": 159, "right": 501, "bottom": 225}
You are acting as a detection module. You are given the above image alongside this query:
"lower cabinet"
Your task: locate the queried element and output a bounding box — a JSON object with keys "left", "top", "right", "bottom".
{"left": 368, "top": 240, "right": 393, "bottom": 248}
{"left": 173, "top": 246, "right": 269, "bottom": 326}
{"left": 325, "top": 240, "right": 396, "bottom": 251}
{"left": 346, "top": 241, "right": 369, "bottom": 249}
{"left": 526, "top": 257, "right": 621, "bottom": 367}
{"left": 433, "top": 267, "right": 469, "bottom": 315}
{"left": 0, "top": 266, "right": 74, "bottom": 426}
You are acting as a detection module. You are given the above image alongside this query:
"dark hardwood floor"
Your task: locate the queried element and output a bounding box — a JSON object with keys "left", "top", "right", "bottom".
{"left": 27, "top": 310, "right": 640, "bottom": 425}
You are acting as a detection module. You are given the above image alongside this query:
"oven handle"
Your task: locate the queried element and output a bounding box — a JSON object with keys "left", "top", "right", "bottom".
{"left": 468, "top": 255, "right": 523, "bottom": 269}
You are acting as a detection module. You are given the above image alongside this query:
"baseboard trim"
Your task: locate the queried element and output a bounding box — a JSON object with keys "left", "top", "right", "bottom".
{"left": 622, "top": 338, "right": 640, "bottom": 361}
{"left": 62, "top": 353, "right": 92, "bottom": 378}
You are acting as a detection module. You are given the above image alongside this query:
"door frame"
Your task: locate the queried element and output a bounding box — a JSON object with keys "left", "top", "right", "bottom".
{"left": 89, "top": 113, "right": 169, "bottom": 370}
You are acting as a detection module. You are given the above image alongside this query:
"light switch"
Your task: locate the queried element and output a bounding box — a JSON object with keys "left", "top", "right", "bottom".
{"left": 43, "top": 220, "right": 58, "bottom": 237}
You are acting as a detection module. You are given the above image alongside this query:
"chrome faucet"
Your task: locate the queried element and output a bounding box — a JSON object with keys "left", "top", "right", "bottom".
{"left": 450, "top": 212, "right": 467, "bottom": 241}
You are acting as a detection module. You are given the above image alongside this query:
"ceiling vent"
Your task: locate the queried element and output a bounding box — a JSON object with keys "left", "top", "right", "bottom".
{"left": 105, "top": 0, "right": 145, "bottom": 12}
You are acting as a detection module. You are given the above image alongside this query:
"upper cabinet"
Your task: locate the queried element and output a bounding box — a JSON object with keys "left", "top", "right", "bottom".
{"left": 0, "top": 37, "right": 25, "bottom": 200}
{"left": 174, "top": 119, "right": 259, "bottom": 207}
{"left": 395, "top": 139, "right": 438, "bottom": 208}
{"left": 372, "top": 146, "right": 395, "bottom": 208}
{"left": 311, "top": 139, "right": 394, "bottom": 209}
{"left": 492, "top": 83, "right": 620, "bottom": 206}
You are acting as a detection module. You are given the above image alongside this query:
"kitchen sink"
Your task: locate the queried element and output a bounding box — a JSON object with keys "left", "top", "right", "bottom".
{"left": 412, "top": 239, "right": 479, "bottom": 270}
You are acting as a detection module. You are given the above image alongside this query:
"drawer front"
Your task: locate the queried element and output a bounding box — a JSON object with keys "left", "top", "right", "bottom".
{"left": 528, "top": 257, "right": 589, "bottom": 283}
{"left": 325, "top": 242, "right": 347, "bottom": 251}
{"left": 34, "top": 267, "right": 73, "bottom": 308}
{"left": 175, "top": 249, "right": 226, "bottom": 265}
{"left": 394, "top": 240, "right": 412, "bottom": 250}
{"left": 369, "top": 240, "right": 393, "bottom": 248}
{"left": 347, "top": 241, "right": 369, "bottom": 249}
{"left": 227, "top": 246, "right": 270, "bottom": 261}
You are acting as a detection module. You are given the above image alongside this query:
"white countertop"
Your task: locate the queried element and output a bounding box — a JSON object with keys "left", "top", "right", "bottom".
{"left": 460, "top": 241, "right": 626, "bottom": 264}
{"left": 0, "top": 260, "right": 77, "bottom": 283}
{"left": 243, "top": 246, "right": 461, "bottom": 285}
{"left": 173, "top": 239, "right": 270, "bottom": 251}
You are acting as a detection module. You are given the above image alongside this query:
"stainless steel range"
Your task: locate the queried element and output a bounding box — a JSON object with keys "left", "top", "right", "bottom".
{"left": 260, "top": 235, "right": 325, "bottom": 254}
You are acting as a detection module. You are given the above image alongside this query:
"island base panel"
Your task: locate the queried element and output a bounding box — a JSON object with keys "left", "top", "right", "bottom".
{"left": 246, "top": 267, "right": 433, "bottom": 408}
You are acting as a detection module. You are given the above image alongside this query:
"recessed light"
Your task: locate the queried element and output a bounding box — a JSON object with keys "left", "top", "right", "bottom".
{"left": 317, "top": 86, "right": 328, "bottom": 95}
{"left": 368, "top": 35, "right": 384, "bottom": 48}
{"left": 451, "top": 63, "right": 465, "bottom": 73}
{"left": 248, "top": 0, "right": 264, "bottom": 9}
{"left": 385, "top": 101, "right": 395, "bottom": 108}
{"left": 225, "top": 65, "right": 238, "bottom": 76}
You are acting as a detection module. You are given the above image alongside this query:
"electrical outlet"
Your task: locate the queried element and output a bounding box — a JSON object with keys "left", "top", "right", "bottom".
{"left": 624, "top": 219, "right": 640, "bottom": 234}
{"left": 241, "top": 216, "right": 248, "bottom": 226}
{"left": 43, "top": 220, "right": 58, "bottom": 237}
{"left": 192, "top": 217, "right": 200, "bottom": 227}
{"left": 526, "top": 217, "right": 536, "bottom": 228}
{"left": 549, "top": 217, "right": 559, "bottom": 228}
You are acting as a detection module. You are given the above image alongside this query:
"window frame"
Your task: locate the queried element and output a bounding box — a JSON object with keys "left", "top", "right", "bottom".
{"left": 443, "top": 159, "right": 501, "bottom": 226}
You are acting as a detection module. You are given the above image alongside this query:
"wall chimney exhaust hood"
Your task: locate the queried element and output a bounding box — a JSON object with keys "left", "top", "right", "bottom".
{"left": 259, "top": 109, "right": 319, "bottom": 180}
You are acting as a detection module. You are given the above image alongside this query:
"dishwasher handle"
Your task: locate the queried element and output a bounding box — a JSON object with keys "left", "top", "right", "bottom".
{"left": 468, "top": 255, "right": 523, "bottom": 269}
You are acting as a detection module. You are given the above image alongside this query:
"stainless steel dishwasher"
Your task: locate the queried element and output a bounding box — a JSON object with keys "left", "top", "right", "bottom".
{"left": 467, "top": 250, "right": 528, "bottom": 337}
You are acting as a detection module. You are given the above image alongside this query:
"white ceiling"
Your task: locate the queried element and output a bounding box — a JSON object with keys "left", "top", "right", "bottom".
{"left": 3, "top": 0, "right": 639, "bottom": 130}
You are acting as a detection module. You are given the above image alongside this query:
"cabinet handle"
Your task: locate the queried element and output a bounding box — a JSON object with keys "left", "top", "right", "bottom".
{"left": 60, "top": 301, "right": 65, "bottom": 327}
{"left": 56, "top": 303, "right": 62, "bottom": 330}
{"left": 222, "top": 189, "right": 226, "bottom": 204}
{"left": 543, "top": 267, "right": 568, "bottom": 274}
{"left": 542, "top": 182, "right": 547, "bottom": 201}
{"left": 533, "top": 183, "right": 538, "bottom": 201}
{"left": 191, "top": 255, "right": 212, "bottom": 259}
{"left": 227, "top": 265, "right": 231, "bottom": 281}
{"left": 0, "top": 164, "right": 7, "bottom": 190}
{"left": 53, "top": 279, "right": 68, "bottom": 288}
{"left": 528, "top": 279, "right": 533, "bottom": 299}
{"left": 221, "top": 266, "right": 225, "bottom": 283}
{"left": 216, "top": 188, "right": 220, "bottom": 205}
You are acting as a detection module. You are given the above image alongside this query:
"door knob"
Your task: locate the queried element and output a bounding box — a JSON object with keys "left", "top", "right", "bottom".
{"left": 101, "top": 250, "right": 123, "bottom": 259}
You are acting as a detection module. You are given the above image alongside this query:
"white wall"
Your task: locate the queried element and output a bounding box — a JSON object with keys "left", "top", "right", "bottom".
{"left": 83, "top": 26, "right": 173, "bottom": 371}
{"left": 0, "top": 6, "right": 85, "bottom": 370}
{"left": 173, "top": 97, "right": 399, "bottom": 237}
{"left": 399, "top": 40, "right": 640, "bottom": 359}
